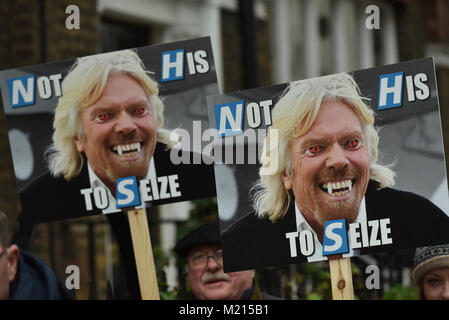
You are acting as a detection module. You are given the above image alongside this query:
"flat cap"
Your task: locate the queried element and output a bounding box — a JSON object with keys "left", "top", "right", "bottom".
{"left": 174, "top": 221, "right": 221, "bottom": 257}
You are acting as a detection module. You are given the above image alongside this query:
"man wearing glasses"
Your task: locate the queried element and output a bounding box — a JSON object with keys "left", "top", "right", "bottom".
{"left": 174, "top": 221, "right": 279, "bottom": 300}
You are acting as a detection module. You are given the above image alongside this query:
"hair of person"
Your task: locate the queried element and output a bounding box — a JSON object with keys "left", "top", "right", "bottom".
{"left": 251, "top": 72, "right": 396, "bottom": 222}
{"left": 0, "top": 211, "right": 10, "bottom": 248}
{"left": 47, "top": 49, "right": 174, "bottom": 180}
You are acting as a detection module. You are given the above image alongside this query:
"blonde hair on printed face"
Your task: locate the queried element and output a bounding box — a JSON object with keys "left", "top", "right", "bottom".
{"left": 47, "top": 49, "right": 173, "bottom": 180}
{"left": 252, "top": 73, "right": 395, "bottom": 222}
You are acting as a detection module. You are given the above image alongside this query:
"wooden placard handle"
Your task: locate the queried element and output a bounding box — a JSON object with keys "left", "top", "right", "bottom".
{"left": 127, "top": 208, "right": 160, "bottom": 300}
{"left": 329, "top": 257, "right": 354, "bottom": 300}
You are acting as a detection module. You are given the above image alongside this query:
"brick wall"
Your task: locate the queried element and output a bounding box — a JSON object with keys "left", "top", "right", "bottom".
{"left": 0, "top": 0, "right": 42, "bottom": 232}
{"left": 0, "top": 0, "right": 42, "bottom": 70}
{"left": 0, "top": 0, "right": 99, "bottom": 229}
{"left": 46, "top": 0, "right": 99, "bottom": 62}
{"left": 0, "top": 0, "right": 102, "bottom": 299}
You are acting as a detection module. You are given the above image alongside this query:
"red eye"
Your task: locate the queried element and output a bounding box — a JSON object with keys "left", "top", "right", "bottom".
{"left": 96, "top": 113, "right": 111, "bottom": 122}
{"left": 135, "top": 107, "right": 148, "bottom": 116}
{"left": 346, "top": 138, "right": 360, "bottom": 149}
{"left": 306, "top": 145, "right": 324, "bottom": 155}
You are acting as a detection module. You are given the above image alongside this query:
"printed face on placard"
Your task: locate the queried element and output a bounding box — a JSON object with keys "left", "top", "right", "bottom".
{"left": 282, "top": 100, "right": 370, "bottom": 228}
{"left": 75, "top": 73, "right": 157, "bottom": 188}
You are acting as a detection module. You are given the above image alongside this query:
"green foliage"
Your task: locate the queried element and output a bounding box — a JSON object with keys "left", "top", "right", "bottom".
{"left": 382, "top": 284, "right": 419, "bottom": 300}
{"left": 160, "top": 290, "right": 178, "bottom": 300}
{"left": 300, "top": 262, "right": 333, "bottom": 300}
{"left": 307, "top": 292, "right": 322, "bottom": 300}
{"left": 152, "top": 244, "right": 179, "bottom": 300}
{"left": 176, "top": 197, "right": 218, "bottom": 242}
{"left": 352, "top": 263, "right": 372, "bottom": 300}
{"left": 284, "top": 262, "right": 371, "bottom": 300}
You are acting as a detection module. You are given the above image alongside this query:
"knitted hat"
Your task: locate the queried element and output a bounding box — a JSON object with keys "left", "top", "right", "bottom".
{"left": 412, "top": 244, "right": 449, "bottom": 286}
{"left": 174, "top": 222, "right": 222, "bottom": 257}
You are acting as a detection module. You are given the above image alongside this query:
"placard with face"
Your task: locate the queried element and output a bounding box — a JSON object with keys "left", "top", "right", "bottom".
{"left": 206, "top": 57, "right": 449, "bottom": 272}
{"left": 0, "top": 37, "right": 218, "bottom": 242}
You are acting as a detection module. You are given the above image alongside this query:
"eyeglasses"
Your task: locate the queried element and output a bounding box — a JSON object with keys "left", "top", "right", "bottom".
{"left": 189, "top": 250, "right": 223, "bottom": 270}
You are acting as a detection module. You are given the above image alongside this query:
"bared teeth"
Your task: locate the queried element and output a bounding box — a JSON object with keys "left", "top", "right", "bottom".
{"left": 322, "top": 179, "right": 353, "bottom": 196}
{"left": 113, "top": 143, "right": 141, "bottom": 156}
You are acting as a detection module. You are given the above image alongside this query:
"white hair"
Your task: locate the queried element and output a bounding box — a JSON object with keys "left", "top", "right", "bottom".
{"left": 252, "top": 73, "right": 396, "bottom": 222}
{"left": 47, "top": 49, "right": 174, "bottom": 180}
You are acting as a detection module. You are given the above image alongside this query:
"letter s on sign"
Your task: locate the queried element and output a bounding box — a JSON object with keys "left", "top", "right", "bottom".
{"left": 324, "top": 222, "right": 343, "bottom": 252}
{"left": 117, "top": 179, "right": 135, "bottom": 206}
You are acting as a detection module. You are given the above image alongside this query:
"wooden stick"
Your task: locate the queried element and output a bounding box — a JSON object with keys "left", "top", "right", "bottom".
{"left": 329, "top": 257, "right": 354, "bottom": 300}
{"left": 128, "top": 208, "right": 160, "bottom": 300}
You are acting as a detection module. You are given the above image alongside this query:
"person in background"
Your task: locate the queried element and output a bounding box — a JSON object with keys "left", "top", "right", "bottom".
{"left": 0, "top": 211, "right": 69, "bottom": 300}
{"left": 174, "top": 221, "right": 280, "bottom": 300}
{"left": 412, "top": 244, "right": 449, "bottom": 300}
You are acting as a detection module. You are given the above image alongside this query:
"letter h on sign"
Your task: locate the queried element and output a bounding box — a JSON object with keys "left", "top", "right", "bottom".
{"left": 116, "top": 176, "right": 141, "bottom": 209}
{"left": 322, "top": 219, "right": 349, "bottom": 256}
{"left": 378, "top": 72, "right": 404, "bottom": 110}
{"left": 214, "top": 101, "right": 245, "bottom": 137}
{"left": 161, "top": 49, "right": 185, "bottom": 82}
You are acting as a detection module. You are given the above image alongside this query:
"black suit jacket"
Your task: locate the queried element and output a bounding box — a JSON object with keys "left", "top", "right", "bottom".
{"left": 12, "top": 143, "right": 216, "bottom": 298}
{"left": 13, "top": 142, "right": 215, "bottom": 247}
{"left": 221, "top": 180, "right": 449, "bottom": 272}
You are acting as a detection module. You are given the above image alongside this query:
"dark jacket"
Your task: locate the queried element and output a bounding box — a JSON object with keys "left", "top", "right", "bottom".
{"left": 13, "top": 143, "right": 216, "bottom": 249}
{"left": 249, "top": 281, "right": 281, "bottom": 300}
{"left": 221, "top": 180, "right": 449, "bottom": 272}
{"left": 10, "top": 250, "right": 69, "bottom": 300}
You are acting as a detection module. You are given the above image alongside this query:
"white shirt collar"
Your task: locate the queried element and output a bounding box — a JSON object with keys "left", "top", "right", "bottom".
{"left": 295, "top": 197, "right": 367, "bottom": 262}
{"left": 86, "top": 158, "right": 157, "bottom": 214}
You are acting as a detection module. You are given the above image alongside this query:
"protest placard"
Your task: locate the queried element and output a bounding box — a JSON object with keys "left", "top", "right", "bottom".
{"left": 205, "top": 58, "right": 449, "bottom": 298}
{"left": 0, "top": 37, "right": 219, "bottom": 299}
